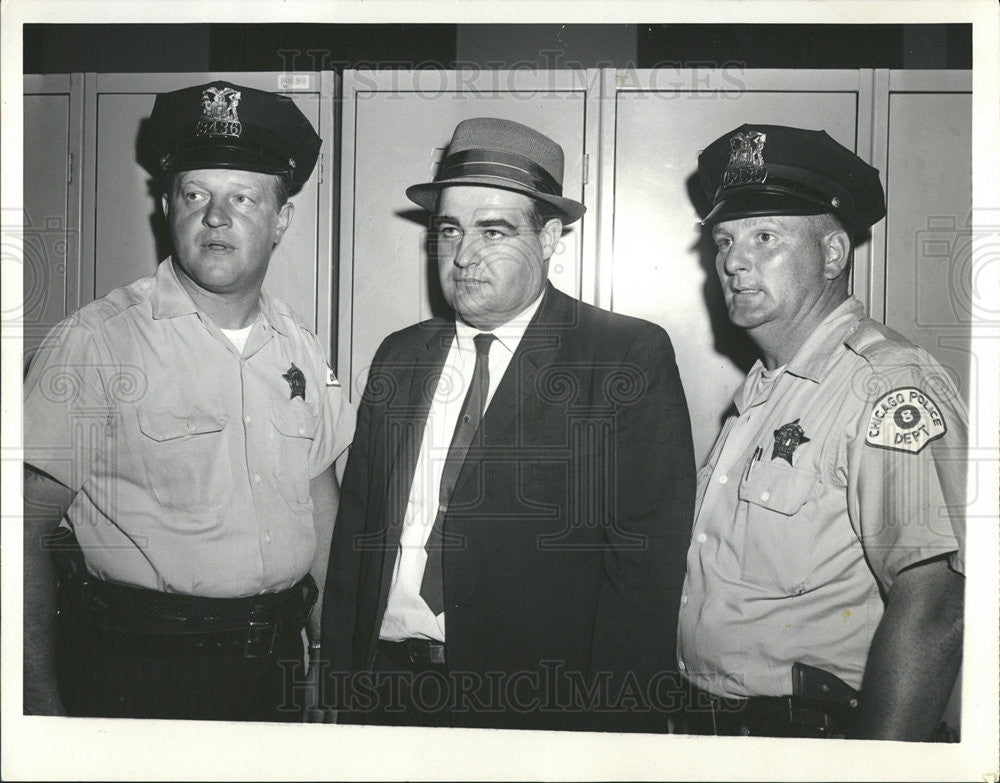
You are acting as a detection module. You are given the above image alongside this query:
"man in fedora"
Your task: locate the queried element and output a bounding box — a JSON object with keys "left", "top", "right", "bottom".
{"left": 23, "top": 81, "right": 354, "bottom": 720}
{"left": 321, "top": 117, "right": 696, "bottom": 731}
{"left": 676, "top": 125, "right": 966, "bottom": 739}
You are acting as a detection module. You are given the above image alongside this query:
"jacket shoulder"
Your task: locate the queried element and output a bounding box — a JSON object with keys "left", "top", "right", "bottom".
{"left": 552, "top": 288, "right": 673, "bottom": 348}
{"left": 376, "top": 317, "right": 452, "bottom": 360}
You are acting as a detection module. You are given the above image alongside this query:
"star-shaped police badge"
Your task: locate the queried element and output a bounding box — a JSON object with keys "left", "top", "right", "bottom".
{"left": 772, "top": 418, "right": 810, "bottom": 465}
{"left": 282, "top": 363, "right": 306, "bottom": 401}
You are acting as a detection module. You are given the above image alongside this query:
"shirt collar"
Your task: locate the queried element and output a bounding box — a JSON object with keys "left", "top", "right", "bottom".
{"left": 151, "top": 257, "right": 289, "bottom": 336}
{"left": 151, "top": 258, "right": 198, "bottom": 320}
{"left": 454, "top": 289, "right": 545, "bottom": 354}
{"left": 732, "top": 297, "right": 865, "bottom": 414}
{"left": 782, "top": 297, "right": 866, "bottom": 383}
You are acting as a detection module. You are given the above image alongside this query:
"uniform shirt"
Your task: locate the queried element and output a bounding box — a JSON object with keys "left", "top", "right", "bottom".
{"left": 677, "top": 297, "right": 966, "bottom": 697}
{"left": 379, "top": 293, "right": 544, "bottom": 642}
{"left": 23, "top": 258, "right": 356, "bottom": 597}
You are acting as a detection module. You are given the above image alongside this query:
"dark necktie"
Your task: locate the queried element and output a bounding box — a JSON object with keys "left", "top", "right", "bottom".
{"left": 420, "top": 332, "right": 496, "bottom": 616}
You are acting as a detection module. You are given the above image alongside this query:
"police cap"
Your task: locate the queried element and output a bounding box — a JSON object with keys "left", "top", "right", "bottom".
{"left": 144, "top": 81, "right": 321, "bottom": 194}
{"left": 698, "top": 124, "right": 886, "bottom": 235}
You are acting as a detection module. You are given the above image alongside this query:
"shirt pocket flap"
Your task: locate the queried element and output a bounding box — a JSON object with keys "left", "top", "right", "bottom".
{"left": 270, "top": 403, "right": 315, "bottom": 440}
{"left": 137, "top": 408, "right": 228, "bottom": 442}
{"left": 738, "top": 461, "right": 817, "bottom": 516}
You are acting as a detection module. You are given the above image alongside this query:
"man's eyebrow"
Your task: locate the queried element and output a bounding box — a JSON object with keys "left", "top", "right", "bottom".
{"left": 433, "top": 214, "right": 459, "bottom": 225}
{"left": 475, "top": 218, "right": 517, "bottom": 230}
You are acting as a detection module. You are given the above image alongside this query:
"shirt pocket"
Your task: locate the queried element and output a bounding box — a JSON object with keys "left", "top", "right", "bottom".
{"left": 269, "top": 401, "right": 316, "bottom": 506}
{"left": 738, "top": 461, "right": 820, "bottom": 594}
{"left": 136, "top": 407, "right": 231, "bottom": 513}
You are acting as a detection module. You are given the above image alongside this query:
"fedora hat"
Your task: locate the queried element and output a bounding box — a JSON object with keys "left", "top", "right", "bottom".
{"left": 406, "top": 117, "right": 586, "bottom": 223}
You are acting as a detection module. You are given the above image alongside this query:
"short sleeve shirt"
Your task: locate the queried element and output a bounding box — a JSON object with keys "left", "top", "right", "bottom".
{"left": 23, "top": 258, "right": 356, "bottom": 597}
{"left": 677, "top": 297, "right": 966, "bottom": 697}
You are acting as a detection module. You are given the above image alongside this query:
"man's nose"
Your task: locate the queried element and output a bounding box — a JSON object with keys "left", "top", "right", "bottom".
{"left": 202, "top": 198, "right": 231, "bottom": 228}
{"left": 722, "top": 240, "right": 751, "bottom": 275}
{"left": 452, "top": 237, "right": 479, "bottom": 268}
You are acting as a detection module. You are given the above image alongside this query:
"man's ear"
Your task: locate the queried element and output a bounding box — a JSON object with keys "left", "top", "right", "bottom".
{"left": 161, "top": 193, "right": 169, "bottom": 220}
{"left": 539, "top": 217, "right": 564, "bottom": 260}
{"left": 822, "top": 227, "right": 852, "bottom": 280}
{"left": 274, "top": 201, "right": 294, "bottom": 246}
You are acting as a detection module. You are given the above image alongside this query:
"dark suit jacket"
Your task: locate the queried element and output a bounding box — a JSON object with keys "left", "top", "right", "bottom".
{"left": 322, "top": 283, "right": 695, "bottom": 731}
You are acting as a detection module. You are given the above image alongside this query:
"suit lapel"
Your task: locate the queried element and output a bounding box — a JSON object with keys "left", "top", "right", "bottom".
{"left": 378, "top": 320, "right": 454, "bottom": 590}
{"left": 457, "top": 284, "right": 574, "bottom": 490}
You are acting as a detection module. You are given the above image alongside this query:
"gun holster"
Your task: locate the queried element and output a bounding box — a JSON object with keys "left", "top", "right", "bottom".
{"left": 45, "top": 526, "right": 91, "bottom": 621}
{"left": 791, "top": 662, "right": 861, "bottom": 711}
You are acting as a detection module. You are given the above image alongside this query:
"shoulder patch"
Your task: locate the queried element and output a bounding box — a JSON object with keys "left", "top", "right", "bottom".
{"left": 866, "top": 387, "right": 947, "bottom": 453}
{"left": 326, "top": 365, "right": 340, "bottom": 387}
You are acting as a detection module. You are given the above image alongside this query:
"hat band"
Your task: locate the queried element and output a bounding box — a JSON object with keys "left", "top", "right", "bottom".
{"left": 438, "top": 149, "right": 561, "bottom": 197}
{"left": 715, "top": 172, "right": 854, "bottom": 214}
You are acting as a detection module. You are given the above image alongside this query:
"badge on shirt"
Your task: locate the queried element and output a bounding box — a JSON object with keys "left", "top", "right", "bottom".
{"left": 325, "top": 364, "right": 340, "bottom": 387}
{"left": 866, "top": 387, "right": 947, "bottom": 453}
{"left": 772, "top": 418, "right": 810, "bottom": 465}
{"left": 283, "top": 363, "right": 306, "bottom": 401}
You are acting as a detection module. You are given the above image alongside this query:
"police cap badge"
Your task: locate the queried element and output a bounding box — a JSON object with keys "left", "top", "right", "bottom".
{"left": 143, "top": 81, "right": 321, "bottom": 194}
{"left": 698, "top": 124, "right": 886, "bottom": 236}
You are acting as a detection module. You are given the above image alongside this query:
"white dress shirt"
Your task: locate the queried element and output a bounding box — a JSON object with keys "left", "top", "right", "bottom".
{"left": 379, "top": 293, "right": 545, "bottom": 642}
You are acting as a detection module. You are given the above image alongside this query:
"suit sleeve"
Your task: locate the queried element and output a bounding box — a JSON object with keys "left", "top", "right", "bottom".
{"left": 320, "top": 341, "right": 387, "bottom": 703}
{"left": 588, "top": 325, "right": 696, "bottom": 730}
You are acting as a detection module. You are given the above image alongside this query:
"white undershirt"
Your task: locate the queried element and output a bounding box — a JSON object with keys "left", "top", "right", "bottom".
{"left": 220, "top": 323, "right": 254, "bottom": 353}
{"left": 379, "top": 293, "right": 545, "bottom": 642}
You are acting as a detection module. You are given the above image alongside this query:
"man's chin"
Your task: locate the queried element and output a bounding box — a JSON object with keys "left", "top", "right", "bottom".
{"left": 175, "top": 265, "right": 244, "bottom": 298}
{"left": 726, "top": 305, "right": 768, "bottom": 330}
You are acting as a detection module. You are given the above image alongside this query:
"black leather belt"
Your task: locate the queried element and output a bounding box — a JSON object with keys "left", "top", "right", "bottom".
{"left": 679, "top": 681, "right": 854, "bottom": 738}
{"left": 377, "top": 638, "right": 447, "bottom": 669}
{"left": 68, "top": 575, "right": 317, "bottom": 658}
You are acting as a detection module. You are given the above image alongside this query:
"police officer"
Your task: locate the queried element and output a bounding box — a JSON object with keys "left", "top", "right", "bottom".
{"left": 676, "top": 124, "right": 966, "bottom": 739}
{"left": 23, "top": 82, "right": 355, "bottom": 721}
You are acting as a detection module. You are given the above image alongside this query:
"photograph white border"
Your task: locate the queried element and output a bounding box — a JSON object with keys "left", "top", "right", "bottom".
{"left": 2, "top": 2, "right": 997, "bottom": 780}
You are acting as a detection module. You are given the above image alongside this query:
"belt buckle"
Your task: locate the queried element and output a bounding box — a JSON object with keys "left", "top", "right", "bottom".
{"left": 244, "top": 604, "right": 277, "bottom": 658}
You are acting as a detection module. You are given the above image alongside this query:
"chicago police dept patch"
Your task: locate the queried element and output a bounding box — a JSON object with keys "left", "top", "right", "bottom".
{"left": 866, "top": 387, "right": 946, "bottom": 453}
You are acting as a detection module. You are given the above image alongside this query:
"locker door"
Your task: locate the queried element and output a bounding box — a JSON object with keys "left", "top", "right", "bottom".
{"left": 20, "top": 75, "right": 83, "bottom": 366}
{"left": 81, "top": 72, "right": 337, "bottom": 353}
{"left": 878, "top": 71, "right": 973, "bottom": 406}
{"left": 605, "top": 69, "right": 867, "bottom": 464}
{"left": 339, "top": 70, "right": 594, "bottom": 399}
